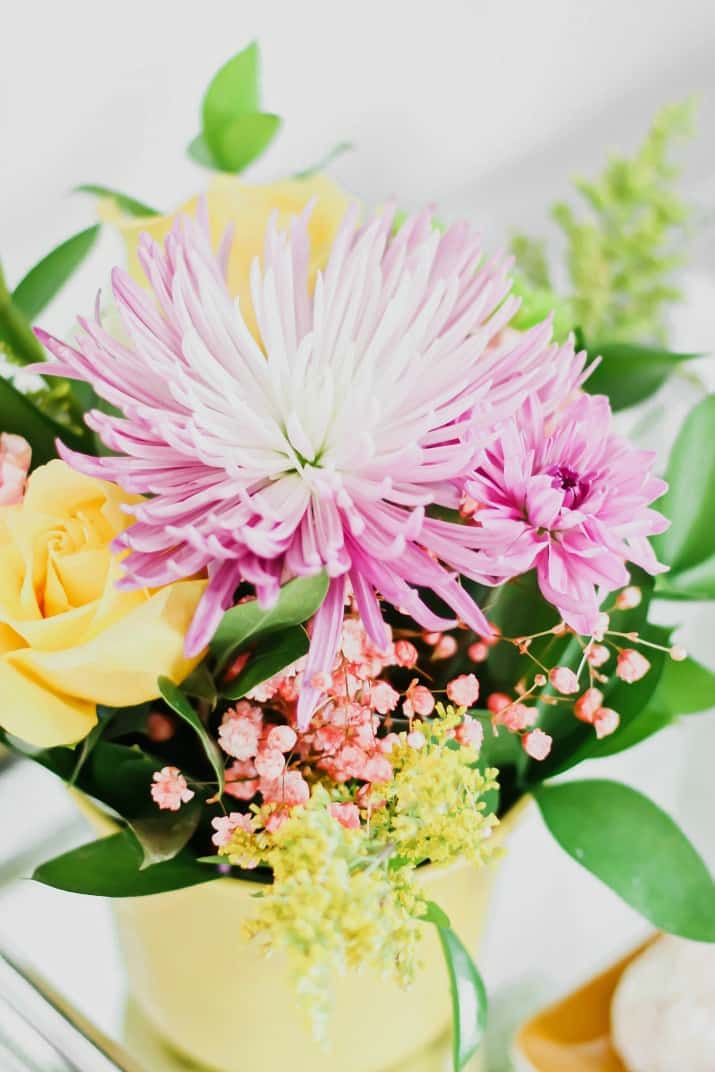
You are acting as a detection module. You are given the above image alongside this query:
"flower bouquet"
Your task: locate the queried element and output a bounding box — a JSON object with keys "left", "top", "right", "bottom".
{"left": 1, "top": 42, "right": 714, "bottom": 1072}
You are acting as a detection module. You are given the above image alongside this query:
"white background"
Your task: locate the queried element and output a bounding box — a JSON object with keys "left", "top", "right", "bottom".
{"left": 1, "top": 3, "right": 715, "bottom": 1068}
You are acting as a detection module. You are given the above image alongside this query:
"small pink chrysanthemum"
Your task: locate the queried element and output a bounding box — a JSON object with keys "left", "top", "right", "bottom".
{"left": 522, "top": 728, "right": 552, "bottom": 760}
{"left": 150, "top": 766, "right": 194, "bottom": 811}
{"left": 37, "top": 203, "right": 583, "bottom": 727}
{"left": 467, "top": 393, "right": 668, "bottom": 635}
{"left": 616, "top": 649, "right": 650, "bottom": 683}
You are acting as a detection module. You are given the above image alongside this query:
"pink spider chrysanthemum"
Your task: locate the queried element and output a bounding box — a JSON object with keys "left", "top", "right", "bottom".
{"left": 36, "top": 203, "right": 582, "bottom": 726}
{"left": 466, "top": 392, "right": 669, "bottom": 634}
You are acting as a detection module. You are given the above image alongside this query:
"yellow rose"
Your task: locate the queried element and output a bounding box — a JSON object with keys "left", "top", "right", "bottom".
{"left": 0, "top": 461, "right": 206, "bottom": 748}
{"left": 106, "top": 174, "right": 355, "bottom": 340}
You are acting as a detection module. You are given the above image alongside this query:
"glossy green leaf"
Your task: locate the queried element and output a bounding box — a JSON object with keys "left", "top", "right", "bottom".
{"left": 535, "top": 779, "right": 715, "bottom": 940}
{"left": 33, "top": 830, "right": 216, "bottom": 897}
{"left": 222, "top": 627, "right": 309, "bottom": 701}
{"left": 430, "top": 917, "right": 488, "bottom": 1070}
{"left": 655, "top": 556, "right": 715, "bottom": 601}
{"left": 653, "top": 394, "right": 715, "bottom": 574}
{"left": 585, "top": 340, "right": 701, "bottom": 411}
{"left": 186, "top": 133, "right": 220, "bottom": 169}
{"left": 656, "top": 654, "right": 715, "bottom": 715}
{"left": 202, "top": 42, "right": 261, "bottom": 142}
{"left": 129, "top": 802, "right": 202, "bottom": 869}
{"left": 211, "top": 573, "right": 328, "bottom": 670}
{"left": 13, "top": 226, "right": 100, "bottom": 321}
{"left": 210, "top": 112, "right": 281, "bottom": 173}
{"left": 0, "top": 374, "right": 90, "bottom": 466}
{"left": 157, "top": 678, "right": 224, "bottom": 793}
{"left": 75, "top": 185, "right": 159, "bottom": 218}
{"left": 0, "top": 261, "right": 46, "bottom": 364}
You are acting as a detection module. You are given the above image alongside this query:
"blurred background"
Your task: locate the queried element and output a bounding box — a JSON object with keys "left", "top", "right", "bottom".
{"left": 1, "top": 2, "right": 714, "bottom": 1068}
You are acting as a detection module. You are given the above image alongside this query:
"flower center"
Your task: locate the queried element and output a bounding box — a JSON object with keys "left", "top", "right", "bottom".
{"left": 548, "top": 464, "right": 590, "bottom": 510}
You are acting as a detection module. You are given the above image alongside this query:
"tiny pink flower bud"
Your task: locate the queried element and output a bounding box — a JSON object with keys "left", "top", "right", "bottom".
{"left": 522, "top": 728, "right": 552, "bottom": 761}
{"left": 404, "top": 682, "right": 435, "bottom": 718}
{"left": 594, "top": 707, "right": 620, "bottom": 739}
{"left": 370, "top": 681, "right": 401, "bottom": 714}
{"left": 480, "top": 624, "right": 501, "bottom": 647}
{"left": 455, "top": 714, "right": 484, "bottom": 750}
{"left": 147, "top": 711, "right": 175, "bottom": 742}
{"left": 150, "top": 766, "right": 194, "bottom": 811}
{"left": 534, "top": 673, "right": 547, "bottom": 687}
{"left": 670, "top": 645, "right": 687, "bottom": 662}
{"left": 0, "top": 433, "right": 32, "bottom": 505}
{"left": 422, "top": 631, "right": 442, "bottom": 646}
{"left": 378, "top": 732, "right": 400, "bottom": 754}
{"left": 587, "top": 643, "right": 610, "bottom": 668}
{"left": 261, "top": 769, "right": 310, "bottom": 805}
{"left": 616, "top": 649, "right": 651, "bottom": 683}
{"left": 393, "top": 639, "right": 418, "bottom": 668}
{"left": 446, "top": 673, "right": 480, "bottom": 708}
{"left": 266, "top": 724, "right": 297, "bottom": 753}
{"left": 254, "top": 749, "right": 286, "bottom": 780}
{"left": 467, "top": 641, "right": 489, "bottom": 663}
{"left": 615, "top": 585, "right": 642, "bottom": 610}
{"left": 223, "top": 650, "right": 251, "bottom": 683}
{"left": 459, "top": 492, "right": 481, "bottom": 518}
{"left": 363, "top": 753, "right": 395, "bottom": 782}
{"left": 211, "top": 811, "right": 253, "bottom": 848}
{"left": 549, "top": 666, "right": 580, "bottom": 695}
{"left": 433, "top": 634, "right": 458, "bottom": 659}
{"left": 328, "top": 802, "right": 361, "bottom": 830}
{"left": 310, "top": 670, "right": 333, "bottom": 690}
{"left": 486, "top": 692, "right": 511, "bottom": 714}
{"left": 406, "top": 730, "right": 426, "bottom": 750}
{"left": 574, "top": 687, "right": 604, "bottom": 724}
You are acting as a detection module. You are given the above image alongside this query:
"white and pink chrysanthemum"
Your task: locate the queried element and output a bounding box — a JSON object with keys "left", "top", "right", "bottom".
{"left": 36, "top": 203, "right": 582, "bottom": 726}
{"left": 466, "top": 392, "right": 669, "bottom": 634}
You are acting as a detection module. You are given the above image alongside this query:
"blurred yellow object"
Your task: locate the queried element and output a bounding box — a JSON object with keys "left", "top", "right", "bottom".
{"left": 78, "top": 797, "right": 528, "bottom": 1072}
{"left": 515, "top": 937, "right": 658, "bottom": 1072}
{"left": 106, "top": 174, "right": 355, "bottom": 341}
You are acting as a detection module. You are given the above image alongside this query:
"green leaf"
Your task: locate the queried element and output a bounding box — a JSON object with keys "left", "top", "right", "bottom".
{"left": 430, "top": 918, "right": 488, "bottom": 1070}
{"left": 180, "top": 662, "right": 218, "bottom": 705}
{"left": 129, "top": 803, "right": 202, "bottom": 869}
{"left": 157, "top": 678, "right": 224, "bottom": 794}
{"left": 186, "top": 133, "right": 220, "bottom": 169}
{"left": 12, "top": 226, "right": 100, "bottom": 321}
{"left": 202, "top": 42, "right": 261, "bottom": 142}
{"left": 211, "top": 573, "right": 328, "bottom": 671}
{"left": 654, "top": 395, "right": 715, "bottom": 574}
{"left": 222, "top": 627, "right": 309, "bottom": 701}
{"left": 421, "top": 899, "right": 452, "bottom": 928}
{"left": 0, "top": 374, "right": 91, "bottom": 466}
{"left": 209, "top": 113, "right": 281, "bottom": 173}
{"left": 655, "top": 556, "right": 715, "bottom": 601}
{"left": 656, "top": 654, "right": 715, "bottom": 715}
{"left": 584, "top": 341, "right": 701, "bottom": 411}
{"left": 535, "top": 779, "right": 715, "bottom": 940}
{"left": 197, "top": 42, "right": 281, "bottom": 173}
{"left": 33, "top": 830, "right": 216, "bottom": 897}
{"left": 75, "top": 185, "right": 159, "bottom": 218}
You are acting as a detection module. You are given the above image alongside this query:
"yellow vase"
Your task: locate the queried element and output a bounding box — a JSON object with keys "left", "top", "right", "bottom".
{"left": 77, "top": 797, "right": 525, "bottom": 1072}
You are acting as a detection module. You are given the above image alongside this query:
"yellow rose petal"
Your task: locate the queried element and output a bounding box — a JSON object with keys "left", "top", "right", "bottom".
{"left": 0, "top": 657, "right": 96, "bottom": 748}
{"left": 8, "top": 579, "right": 207, "bottom": 707}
